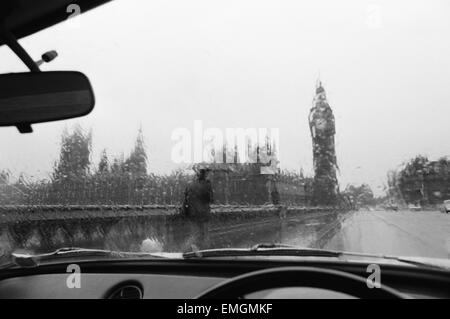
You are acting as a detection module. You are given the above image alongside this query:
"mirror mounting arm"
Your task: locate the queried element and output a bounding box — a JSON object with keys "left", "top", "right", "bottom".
{"left": 0, "top": 23, "right": 41, "bottom": 73}
{"left": 16, "top": 124, "right": 33, "bottom": 134}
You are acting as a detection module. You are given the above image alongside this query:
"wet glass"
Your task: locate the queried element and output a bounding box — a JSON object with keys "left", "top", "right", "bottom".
{"left": 0, "top": 0, "right": 450, "bottom": 264}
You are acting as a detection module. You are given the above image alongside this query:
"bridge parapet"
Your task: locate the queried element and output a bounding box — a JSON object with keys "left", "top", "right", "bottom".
{"left": 0, "top": 205, "right": 347, "bottom": 262}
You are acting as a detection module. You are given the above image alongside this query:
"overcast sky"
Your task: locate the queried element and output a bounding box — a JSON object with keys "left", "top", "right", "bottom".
{"left": 0, "top": 0, "right": 449, "bottom": 195}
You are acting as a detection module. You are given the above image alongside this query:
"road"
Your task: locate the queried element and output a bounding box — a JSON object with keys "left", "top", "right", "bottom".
{"left": 175, "top": 209, "right": 450, "bottom": 258}
{"left": 322, "top": 210, "right": 450, "bottom": 259}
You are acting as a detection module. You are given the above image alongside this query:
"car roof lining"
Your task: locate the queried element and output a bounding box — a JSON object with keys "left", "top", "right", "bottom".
{"left": 0, "top": 0, "right": 111, "bottom": 46}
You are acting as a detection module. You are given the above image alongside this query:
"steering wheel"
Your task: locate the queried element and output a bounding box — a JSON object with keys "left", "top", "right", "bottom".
{"left": 197, "top": 267, "right": 405, "bottom": 299}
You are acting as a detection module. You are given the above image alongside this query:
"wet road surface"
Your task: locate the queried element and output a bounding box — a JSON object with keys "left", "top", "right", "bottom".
{"left": 322, "top": 210, "right": 450, "bottom": 259}
{"left": 170, "top": 209, "right": 450, "bottom": 259}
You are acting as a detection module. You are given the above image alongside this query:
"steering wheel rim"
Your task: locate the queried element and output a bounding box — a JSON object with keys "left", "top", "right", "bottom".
{"left": 196, "top": 266, "right": 406, "bottom": 299}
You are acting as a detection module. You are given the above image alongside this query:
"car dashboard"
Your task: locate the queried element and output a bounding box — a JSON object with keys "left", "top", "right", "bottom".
{"left": 0, "top": 259, "right": 449, "bottom": 299}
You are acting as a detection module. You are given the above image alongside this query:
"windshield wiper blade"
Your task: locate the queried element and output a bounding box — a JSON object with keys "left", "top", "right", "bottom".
{"left": 182, "top": 244, "right": 341, "bottom": 259}
{"left": 183, "top": 244, "right": 450, "bottom": 270}
{"left": 8, "top": 247, "right": 171, "bottom": 268}
{"left": 250, "top": 243, "right": 294, "bottom": 249}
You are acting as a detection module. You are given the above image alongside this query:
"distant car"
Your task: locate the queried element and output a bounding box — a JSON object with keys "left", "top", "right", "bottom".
{"left": 442, "top": 200, "right": 450, "bottom": 214}
{"left": 385, "top": 204, "right": 398, "bottom": 211}
{"left": 408, "top": 204, "right": 422, "bottom": 211}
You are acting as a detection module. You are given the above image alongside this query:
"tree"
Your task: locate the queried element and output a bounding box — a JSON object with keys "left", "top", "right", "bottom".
{"left": 48, "top": 126, "right": 92, "bottom": 204}
{"left": 110, "top": 153, "right": 125, "bottom": 174}
{"left": 0, "top": 170, "right": 10, "bottom": 185}
{"left": 53, "top": 125, "right": 92, "bottom": 182}
{"left": 97, "top": 149, "right": 109, "bottom": 174}
{"left": 124, "top": 128, "right": 148, "bottom": 177}
{"left": 398, "top": 155, "right": 428, "bottom": 204}
{"left": 343, "top": 184, "right": 375, "bottom": 207}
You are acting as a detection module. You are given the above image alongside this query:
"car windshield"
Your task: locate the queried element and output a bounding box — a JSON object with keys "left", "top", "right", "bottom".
{"left": 1, "top": 0, "right": 450, "bottom": 266}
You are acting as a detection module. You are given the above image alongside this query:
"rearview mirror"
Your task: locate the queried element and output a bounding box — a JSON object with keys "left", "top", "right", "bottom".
{"left": 0, "top": 71, "right": 95, "bottom": 133}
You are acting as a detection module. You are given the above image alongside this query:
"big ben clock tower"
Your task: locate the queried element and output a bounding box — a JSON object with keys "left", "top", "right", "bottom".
{"left": 308, "top": 81, "right": 339, "bottom": 205}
